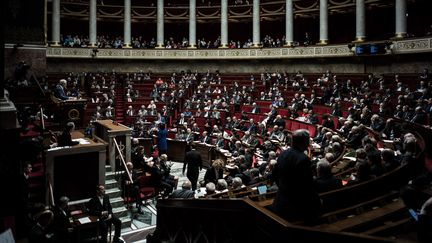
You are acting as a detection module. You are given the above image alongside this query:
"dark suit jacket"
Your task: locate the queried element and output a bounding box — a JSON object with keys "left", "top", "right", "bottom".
{"left": 183, "top": 149, "right": 203, "bottom": 175}
{"left": 87, "top": 194, "right": 113, "bottom": 218}
{"left": 57, "top": 131, "right": 79, "bottom": 147}
{"left": 251, "top": 107, "right": 261, "bottom": 114}
{"left": 53, "top": 206, "right": 72, "bottom": 241}
{"left": 200, "top": 136, "right": 211, "bottom": 144}
{"left": 204, "top": 167, "right": 224, "bottom": 184}
{"left": 272, "top": 147, "right": 322, "bottom": 222}
{"left": 55, "top": 84, "right": 68, "bottom": 100}
{"left": 169, "top": 189, "right": 195, "bottom": 199}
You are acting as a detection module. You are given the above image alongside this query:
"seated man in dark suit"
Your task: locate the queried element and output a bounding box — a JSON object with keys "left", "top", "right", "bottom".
{"left": 57, "top": 122, "right": 79, "bottom": 147}
{"left": 54, "top": 79, "right": 69, "bottom": 100}
{"left": 53, "top": 196, "right": 74, "bottom": 243}
{"left": 169, "top": 180, "right": 195, "bottom": 199}
{"left": 121, "top": 162, "right": 143, "bottom": 213}
{"left": 87, "top": 185, "right": 123, "bottom": 243}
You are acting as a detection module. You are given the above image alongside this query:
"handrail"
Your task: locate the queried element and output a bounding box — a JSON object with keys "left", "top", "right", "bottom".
{"left": 113, "top": 137, "right": 132, "bottom": 182}
{"left": 47, "top": 175, "right": 55, "bottom": 207}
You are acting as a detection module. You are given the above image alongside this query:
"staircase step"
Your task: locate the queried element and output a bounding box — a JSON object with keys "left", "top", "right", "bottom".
{"left": 119, "top": 215, "right": 132, "bottom": 229}
{"left": 105, "top": 165, "right": 112, "bottom": 172}
{"left": 106, "top": 179, "right": 119, "bottom": 190}
{"left": 113, "top": 205, "right": 129, "bottom": 218}
{"left": 110, "top": 196, "right": 125, "bottom": 208}
{"left": 106, "top": 171, "right": 117, "bottom": 181}
{"left": 106, "top": 187, "right": 122, "bottom": 198}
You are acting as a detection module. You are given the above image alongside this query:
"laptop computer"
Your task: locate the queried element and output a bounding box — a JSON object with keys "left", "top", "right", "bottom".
{"left": 257, "top": 185, "right": 267, "bottom": 195}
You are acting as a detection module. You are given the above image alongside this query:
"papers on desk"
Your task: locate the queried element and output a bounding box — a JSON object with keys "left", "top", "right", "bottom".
{"left": 72, "top": 138, "right": 91, "bottom": 145}
{"left": 47, "top": 146, "right": 71, "bottom": 151}
{"left": 78, "top": 217, "right": 91, "bottom": 224}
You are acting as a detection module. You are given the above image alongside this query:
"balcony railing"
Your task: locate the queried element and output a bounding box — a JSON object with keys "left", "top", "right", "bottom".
{"left": 45, "top": 37, "right": 432, "bottom": 60}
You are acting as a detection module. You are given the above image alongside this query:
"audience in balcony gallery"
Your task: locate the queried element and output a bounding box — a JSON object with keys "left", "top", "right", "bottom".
{"left": 59, "top": 34, "right": 294, "bottom": 49}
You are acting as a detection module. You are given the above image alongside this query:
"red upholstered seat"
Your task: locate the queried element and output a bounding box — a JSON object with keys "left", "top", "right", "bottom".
{"left": 138, "top": 174, "right": 157, "bottom": 202}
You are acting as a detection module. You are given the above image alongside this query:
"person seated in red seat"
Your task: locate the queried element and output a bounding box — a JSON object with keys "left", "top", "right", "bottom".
{"left": 121, "top": 162, "right": 143, "bottom": 213}
{"left": 155, "top": 77, "right": 164, "bottom": 86}
{"left": 169, "top": 180, "right": 195, "bottom": 199}
{"left": 314, "top": 160, "right": 343, "bottom": 193}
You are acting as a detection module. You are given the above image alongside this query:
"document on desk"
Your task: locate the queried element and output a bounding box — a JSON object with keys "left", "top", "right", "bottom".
{"left": 72, "top": 138, "right": 91, "bottom": 145}
{"left": 78, "top": 217, "right": 91, "bottom": 224}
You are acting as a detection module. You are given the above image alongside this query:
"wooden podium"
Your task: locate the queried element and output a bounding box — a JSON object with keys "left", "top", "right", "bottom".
{"left": 94, "top": 120, "right": 132, "bottom": 171}
{"left": 194, "top": 142, "right": 214, "bottom": 168}
{"left": 45, "top": 131, "right": 107, "bottom": 203}
{"left": 167, "top": 139, "right": 187, "bottom": 162}
{"left": 50, "top": 95, "right": 87, "bottom": 127}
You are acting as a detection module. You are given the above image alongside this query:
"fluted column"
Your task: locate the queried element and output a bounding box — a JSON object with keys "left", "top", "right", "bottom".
{"left": 123, "top": 0, "right": 131, "bottom": 48}
{"left": 156, "top": 0, "right": 164, "bottom": 48}
{"left": 285, "top": 0, "right": 294, "bottom": 46}
{"left": 189, "top": 0, "right": 196, "bottom": 48}
{"left": 395, "top": 0, "right": 407, "bottom": 38}
{"left": 252, "top": 0, "right": 260, "bottom": 47}
{"left": 89, "top": 0, "right": 97, "bottom": 47}
{"left": 355, "top": 0, "right": 366, "bottom": 42}
{"left": 220, "top": 0, "right": 228, "bottom": 48}
{"left": 51, "top": 0, "right": 60, "bottom": 46}
{"left": 319, "top": 0, "right": 328, "bottom": 45}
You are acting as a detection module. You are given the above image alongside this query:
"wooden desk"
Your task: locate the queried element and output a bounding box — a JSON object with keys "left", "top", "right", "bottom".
{"left": 45, "top": 131, "right": 106, "bottom": 202}
{"left": 73, "top": 215, "right": 100, "bottom": 243}
{"left": 167, "top": 139, "right": 187, "bottom": 162}
{"left": 94, "top": 120, "right": 132, "bottom": 171}
{"left": 194, "top": 142, "right": 214, "bottom": 168}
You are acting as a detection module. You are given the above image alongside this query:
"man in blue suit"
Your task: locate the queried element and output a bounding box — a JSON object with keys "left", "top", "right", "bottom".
{"left": 54, "top": 79, "right": 69, "bottom": 100}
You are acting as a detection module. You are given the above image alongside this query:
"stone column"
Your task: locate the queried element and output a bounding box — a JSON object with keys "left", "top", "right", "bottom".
{"left": 156, "top": 0, "right": 164, "bottom": 48}
{"left": 189, "top": 0, "right": 196, "bottom": 48}
{"left": 51, "top": 0, "right": 60, "bottom": 46}
{"left": 395, "top": 0, "right": 407, "bottom": 38}
{"left": 89, "top": 0, "right": 97, "bottom": 47}
{"left": 252, "top": 0, "right": 260, "bottom": 47}
{"left": 123, "top": 0, "right": 131, "bottom": 48}
{"left": 355, "top": 0, "right": 366, "bottom": 42}
{"left": 285, "top": 0, "right": 294, "bottom": 46}
{"left": 220, "top": 0, "right": 228, "bottom": 48}
{"left": 319, "top": 0, "right": 328, "bottom": 45}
